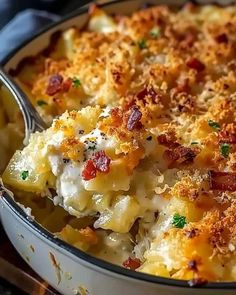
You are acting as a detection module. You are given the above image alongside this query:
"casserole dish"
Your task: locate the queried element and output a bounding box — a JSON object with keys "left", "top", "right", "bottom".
{"left": 1, "top": 1, "right": 236, "bottom": 294}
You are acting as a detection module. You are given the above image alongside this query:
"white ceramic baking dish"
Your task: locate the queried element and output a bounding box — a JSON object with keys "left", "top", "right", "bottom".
{"left": 1, "top": 1, "right": 236, "bottom": 294}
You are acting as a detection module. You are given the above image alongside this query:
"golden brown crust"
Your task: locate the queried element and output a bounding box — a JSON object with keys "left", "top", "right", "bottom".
{"left": 13, "top": 3, "right": 236, "bottom": 282}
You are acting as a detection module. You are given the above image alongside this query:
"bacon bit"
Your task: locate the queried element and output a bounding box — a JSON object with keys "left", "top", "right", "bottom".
{"left": 46, "top": 74, "right": 64, "bottom": 96}
{"left": 215, "top": 33, "right": 228, "bottom": 44}
{"left": 157, "top": 133, "right": 180, "bottom": 149}
{"left": 186, "top": 58, "right": 205, "bottom": 72}
{"left": 82, "top": 160, "right": 97, "bottom": 181}
{"left": 93, "top": 150, "right": 111, "bottom": 173}
{"left": 136, "top": 86, "right": 158, "bottom": 103}
{"left": 62, "top": 78, "right": 72, "bottom": 92}
{"left": 188, "top": 278, "right": 208, "bottom": 287}
{"left": 209, "top": 171, "right": 236, "bottom": 191}
{"left": 223, "top": 83, "right": 229, "bottom": 90}
{"left": 164, "top": 146, "right": 196, "bottom": 167}
{"left": 123, "top": 257, "right": 141, "bottom": 270}
{"left": 82, "top": 151, "right": 111, "bottom": 180}
{"left": 219, "top": 130, "right": 236, "bottom": 144}
{"left": 127, "top": 105, "right": 142, "bottom": 131}
{"left": 111, "top": 108, "right": 123, "bottom": 127}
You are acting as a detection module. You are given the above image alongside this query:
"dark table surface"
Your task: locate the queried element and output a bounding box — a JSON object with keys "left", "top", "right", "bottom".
{"left": 0, "top": 279, "right": 26, "bottom": 295}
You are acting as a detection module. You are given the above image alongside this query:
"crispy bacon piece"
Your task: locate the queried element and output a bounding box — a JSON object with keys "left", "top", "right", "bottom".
{"left": 62, "top": 78, "right": 72, "bottom": 92}
{"left": 82, "top": 151, "right": 111, "bottom": 180}
{"left": 46, "top": 74, "right": 64, "bottom": 96}
{"left": 82, "top": 160, "right": 97, "bottom": 181}
{"left": 127, "top": 105, "right": 142, "bottom": 131}
{"left": 164, "top": 146, "right": 196, "bottom": 167}
{"left": 136, "top": 86, "right": 158, "bottom": 103}
{"left": 93, "top": 151, "right": 111, "bottom": 173}
{"left": 218, "top": 130, "right": 236, "bottom": 144}
{"left": 209, "top": 171, "right": 236, "bottom": 191}
{"left": 111, "top": 108, "right": 123, "bottom": 127}
{"left": 215, "top": 33, "right": 228, "bottom": 44}
{"left": 123, "top": 257, "right": 141, "bottom": 270}
{"left": 157, "top": 133, "right": 180, "bottom": 149}
{"left": 186, "top": 58, "right": 205, "bottom": 72}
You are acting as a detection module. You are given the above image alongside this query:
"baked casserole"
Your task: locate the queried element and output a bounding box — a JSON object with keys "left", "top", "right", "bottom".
{"left": 3, "top": 3, "right": 236, "bottom": 285}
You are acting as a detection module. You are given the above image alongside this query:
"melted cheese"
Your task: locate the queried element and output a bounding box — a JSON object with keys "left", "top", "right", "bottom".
{"left": 3, "top": 3, "right": 236, "bottom": 283}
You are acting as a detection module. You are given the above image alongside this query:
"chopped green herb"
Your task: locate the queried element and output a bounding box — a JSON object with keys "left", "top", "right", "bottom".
{"left": 220, "top": 143, "right": 230, "bottom": 158}
{"left": 72, "top": 77, "right": 81, "bottom": 88}
{"left": 150, "top": 27, "right": 161, "bottom": 38}
{"left": 86, "top": 140, "right": 97, "bottom": 151}
{"left": 208, "top": 120, "right": 220, "bottom": 131}
{"left": 138, "top": 39, "right": 147, "bottom": 49}
{"left": 21, "top": 170, "right": 29, "bottom": 180}
{"left": 191, "top": 141, "right": 199, "bottom": 145}
{"left": 37, "top": 100, "right": 48, "bottom": 106}
{"left": 172, "top": 213, "right": 187, "bottom": 229}
{"left": 88, "top": 144, "right": 96, "bottom": 151}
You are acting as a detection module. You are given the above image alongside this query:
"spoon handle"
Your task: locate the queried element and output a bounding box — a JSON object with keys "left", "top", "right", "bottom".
{"left": 0, "top": 68, "right": 47, "bottom": 144}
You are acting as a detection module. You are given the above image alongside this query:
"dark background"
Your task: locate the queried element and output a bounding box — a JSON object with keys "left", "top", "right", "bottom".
{"left": 0, "top": 0, "right": 90, "bottom": 29}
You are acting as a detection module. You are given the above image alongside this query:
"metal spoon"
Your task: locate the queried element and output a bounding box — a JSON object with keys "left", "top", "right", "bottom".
{"left": 0, "top": 69, "right": 63, "bottom": 209}
{"left": 0, "top": 68, "right": 47, "bottom": 145}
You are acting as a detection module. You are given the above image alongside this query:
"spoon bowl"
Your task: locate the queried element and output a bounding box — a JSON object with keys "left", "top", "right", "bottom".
{"left": 0, "top": 68, "right": 47, "bottom": 145}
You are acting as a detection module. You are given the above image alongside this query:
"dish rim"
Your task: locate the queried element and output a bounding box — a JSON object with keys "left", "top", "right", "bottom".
{"left": 1, "top": 0, "right": 236, "bottom": 289}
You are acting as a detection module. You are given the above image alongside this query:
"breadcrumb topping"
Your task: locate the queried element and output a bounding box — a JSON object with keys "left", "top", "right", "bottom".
{"left": 5, "top": 2, "right": 236, "bottom": 283}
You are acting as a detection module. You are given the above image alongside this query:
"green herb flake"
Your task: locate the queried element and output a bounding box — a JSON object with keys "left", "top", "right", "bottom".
{"left": 21, "top": 170, "right": 29, "bottom": 180}
{"left": 137, "top": 39, "right": 147, "bottom": 49}
{"left": 191, "top": 141, "right": 199, "bottom": 145}
{"left": 208, "top": 119, "right": 221, "bottom": 131}
{"left": 88, "top": 144, "right": 96, "bottom": 151}
{"left": 72, "top": 78, "right": 81, "bottom": 88}
{"left": 150, "top": 27, "right": 161, "bottom": 38}
{"left": 37, "top": 100, "right": 48, "bottom": 106}
{"left": 220, "top": 143, "right": 230, "bottom": 158}
{"left": 172, "top": 213, "right": 187, "bottom": 229}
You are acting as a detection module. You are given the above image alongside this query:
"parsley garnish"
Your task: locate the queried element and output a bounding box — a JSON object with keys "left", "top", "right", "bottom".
{"left": 138, "top": 39, "right": 147, "bottom": 49}
{"left": 37, "top": 100, "right": 48, "bottom": 106}
{"left": 86, "top": 140, "right": 97, "bottom": 151}
{"left": 150, "top": 27, "right": 161, "bottom": 38}
{"left": 208, "top": 120, "right": 221, "bottom": 131}
{"left": 220, "top": 143, "right": 230, "bottom": 158}
{"left": 21, "top": 170, "right": 29, "bottom": 180}
{"left": 172, "top": 213, "right": 187, "bottom": 229}
{"left": 191, "top": 141, "right": 199, "bottom": 145}
{"left": 88, "top": 144, "right": 96, "bottom": 151}
{"left": 72, "top": 77, "right": 81, "bottom": 88}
